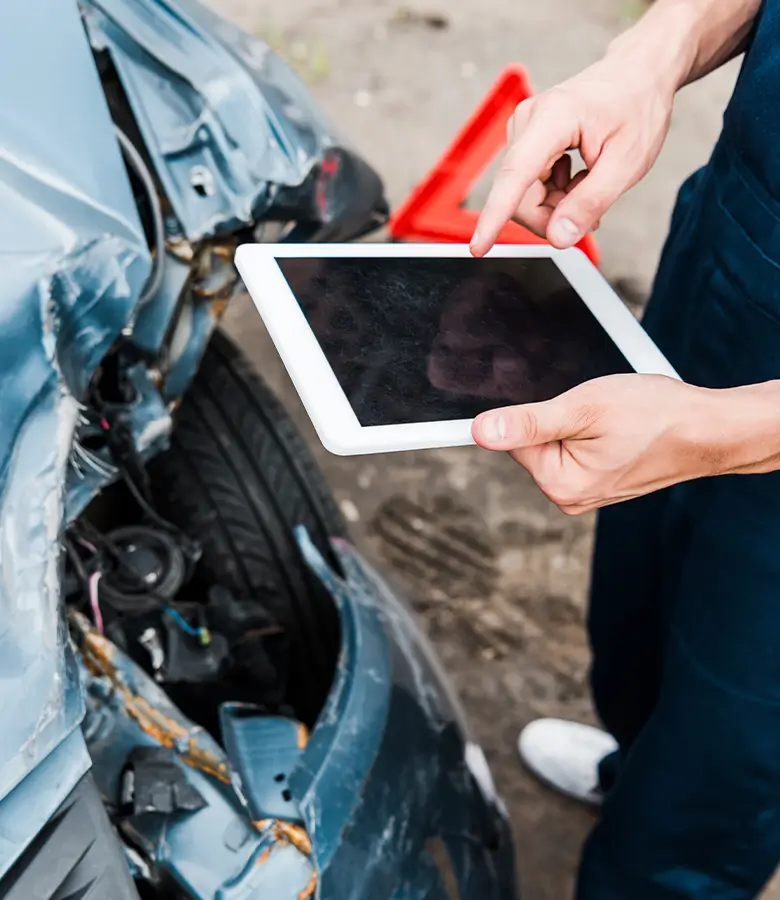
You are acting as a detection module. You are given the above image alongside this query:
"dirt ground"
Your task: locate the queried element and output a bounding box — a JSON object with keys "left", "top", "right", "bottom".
{"left": 210, "top": 0, "right": 778, "bottom": 896}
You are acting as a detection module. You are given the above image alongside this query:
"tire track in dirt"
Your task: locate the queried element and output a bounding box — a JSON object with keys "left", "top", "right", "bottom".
{"left": 369, "top": 491, "right": 592, "bottom": 703}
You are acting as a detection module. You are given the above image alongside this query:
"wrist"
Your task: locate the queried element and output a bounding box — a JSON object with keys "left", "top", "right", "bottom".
{"left": 691, "top": 382, "right": 780, "bottom": 477}
{"left": 604, "top": 1, "right": 701, "bottom": 96}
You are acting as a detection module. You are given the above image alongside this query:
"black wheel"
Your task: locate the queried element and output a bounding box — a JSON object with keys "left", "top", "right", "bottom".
{"left": 149, "top": 329, "right": 344, "bottom": 722}
{"left": 0, "top": 773, "right": 140, "bottom": 900}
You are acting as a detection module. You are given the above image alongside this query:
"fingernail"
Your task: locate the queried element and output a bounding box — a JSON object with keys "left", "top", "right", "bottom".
{"left": 550, "top": 217, "right": 581, "bottom": 248}
{"left": 480, "top": 413, "right": 507, "bottom": 444}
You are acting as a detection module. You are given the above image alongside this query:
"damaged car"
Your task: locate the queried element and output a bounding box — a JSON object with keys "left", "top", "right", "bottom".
{"left": 0, "top": 1, "right": 518, "bottom": 898}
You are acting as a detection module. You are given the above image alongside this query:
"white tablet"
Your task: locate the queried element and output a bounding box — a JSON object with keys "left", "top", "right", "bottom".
{"left": 234, "top": 243, "right": 679, "bottom": 456}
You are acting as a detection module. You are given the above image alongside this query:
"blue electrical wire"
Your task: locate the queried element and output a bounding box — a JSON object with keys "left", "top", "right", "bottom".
{"left": 163, "top": 607, "right": 210, "bottom": 644}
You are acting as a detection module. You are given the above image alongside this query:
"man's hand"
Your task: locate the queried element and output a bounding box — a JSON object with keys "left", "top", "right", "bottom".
{"left": 471, "top": 375, "right": 780, "bottom": 515}
{"left": 470, "top": 51, "right": 678, "bottom": 256}
{"left": 469, "top": 0, "right": 762, "bottom": 257}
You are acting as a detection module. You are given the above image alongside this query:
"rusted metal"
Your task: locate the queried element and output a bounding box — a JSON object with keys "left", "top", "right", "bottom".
{"left": 298, "top": 871, "right": 318, "bottom": 900}
{"left": 166, "top": 237, "right": 195, "bottom": 264}
{"left": 191, "top": 243, "right": 238, "bottom": 308}
{"left": 253, "top": 819, "right": 313, "bottom": 858}
{"left": 252, "top": 817, "right": 318, "bottom": 898}
{"left": 71, "top": 611, "right": 230, "bottom": 784}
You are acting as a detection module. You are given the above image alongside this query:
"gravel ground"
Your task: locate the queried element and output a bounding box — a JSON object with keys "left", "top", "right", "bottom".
{"left": 208, "top": 0, "right": 778, "bottom": 895}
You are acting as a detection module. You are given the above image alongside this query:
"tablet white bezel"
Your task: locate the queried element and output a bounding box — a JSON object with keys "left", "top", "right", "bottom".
{"left": 234, "top": 243, "right": 680, "bottom": 456}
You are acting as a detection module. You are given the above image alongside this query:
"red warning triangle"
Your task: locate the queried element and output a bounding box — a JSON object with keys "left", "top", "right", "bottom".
{"left": 389, "top": 65, "right": 600, "bottom": 267}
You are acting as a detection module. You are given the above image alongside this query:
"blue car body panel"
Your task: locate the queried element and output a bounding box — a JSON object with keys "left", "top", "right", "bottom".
{"left": 81, "top": 0, "right": 337, "bottom": 241}
{"left": 296, "top": 531, "right": 516, "bottom": 899}
{"left": 0, "top": 3, "right": 149, "bottom": 874}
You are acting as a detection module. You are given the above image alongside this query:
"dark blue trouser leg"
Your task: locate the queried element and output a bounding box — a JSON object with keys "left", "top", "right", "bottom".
{"left": 577, "top": 144, "right": 780, "bottom": 897}
{"left": 588, "top": 490, "right": 669, "bottom": 759}
{"left": 580, "top": 472, "right": 780, "bottom": 899}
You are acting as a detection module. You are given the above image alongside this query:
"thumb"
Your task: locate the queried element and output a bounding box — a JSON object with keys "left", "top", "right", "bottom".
{"left": 547, "top": 141, "right": 635, "bottom": 249}
{"left": 472, "top": 399, "right": 569, "bottom": 451}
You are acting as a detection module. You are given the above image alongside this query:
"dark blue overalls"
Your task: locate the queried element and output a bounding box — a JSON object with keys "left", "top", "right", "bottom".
{"left": 578, "top": 3, "right": 780, "bottom": 897}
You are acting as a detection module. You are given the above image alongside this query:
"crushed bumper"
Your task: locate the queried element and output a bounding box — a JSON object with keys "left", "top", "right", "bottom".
{"left": 297, "top": 530, "right": 518, "bottom": 899}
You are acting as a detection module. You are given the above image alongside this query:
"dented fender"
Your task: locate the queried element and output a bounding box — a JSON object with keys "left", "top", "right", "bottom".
{"left": 296, "top": 531, "right": 517, "bottom": 899}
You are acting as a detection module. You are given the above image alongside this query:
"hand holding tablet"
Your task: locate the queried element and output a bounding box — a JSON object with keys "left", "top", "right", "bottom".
{"left": 235, "top": 243, "right": 679, "bottom": 456}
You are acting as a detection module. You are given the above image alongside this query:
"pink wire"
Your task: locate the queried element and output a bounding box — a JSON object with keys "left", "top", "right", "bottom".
{"left": 78, "top": 537, "right": 98, "bottom": 554}
{"left": 89, "top": 571, "right": 104, "bottom": 634}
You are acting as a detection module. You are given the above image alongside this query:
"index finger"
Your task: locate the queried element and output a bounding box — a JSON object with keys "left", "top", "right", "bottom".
{"left": 470, "top": 107, "right": 574, "bottom": 257}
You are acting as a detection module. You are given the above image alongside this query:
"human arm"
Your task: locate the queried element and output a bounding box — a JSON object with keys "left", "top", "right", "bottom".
{"left": 470, "top": 0, "right": 762, "bottom": 256}
{"left": 471, "top": 375, "right": 780, "bottom": 515}
{"left": 663, "top": 0, "right": 761, "bottom": 85}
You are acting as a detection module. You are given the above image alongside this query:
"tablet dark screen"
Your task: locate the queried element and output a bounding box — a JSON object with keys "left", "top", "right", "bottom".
{"left": 276, "top": 256, "right": 633, "bottom": 427}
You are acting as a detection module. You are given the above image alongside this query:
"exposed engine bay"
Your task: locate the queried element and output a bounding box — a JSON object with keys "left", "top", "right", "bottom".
{"left": 64, "top": 453, "right": 321, "bottom": 899}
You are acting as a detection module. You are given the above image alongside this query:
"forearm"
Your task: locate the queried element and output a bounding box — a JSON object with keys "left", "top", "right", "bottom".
{"left": 607, "top": 0, "right": 761, "bottom": 94}
{"left": 700, "top": 380, "right": 780, "bottom": 477}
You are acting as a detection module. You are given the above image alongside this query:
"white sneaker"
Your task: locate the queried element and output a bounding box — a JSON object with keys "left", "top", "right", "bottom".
{"left": 518, "top": 718, "right": 618, "bottom": 807}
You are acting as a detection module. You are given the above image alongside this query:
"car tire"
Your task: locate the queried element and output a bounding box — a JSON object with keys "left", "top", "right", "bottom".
{"left": 149, "top": 329, "right": 344, "bottom": 722}
{"left": 0, "top": 773, "right": 140, "bottom": 900}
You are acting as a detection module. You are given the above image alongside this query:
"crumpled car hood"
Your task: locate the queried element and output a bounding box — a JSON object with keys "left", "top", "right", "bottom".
{"left": 81, "top": 0, "right": 340, "bottom": 240}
